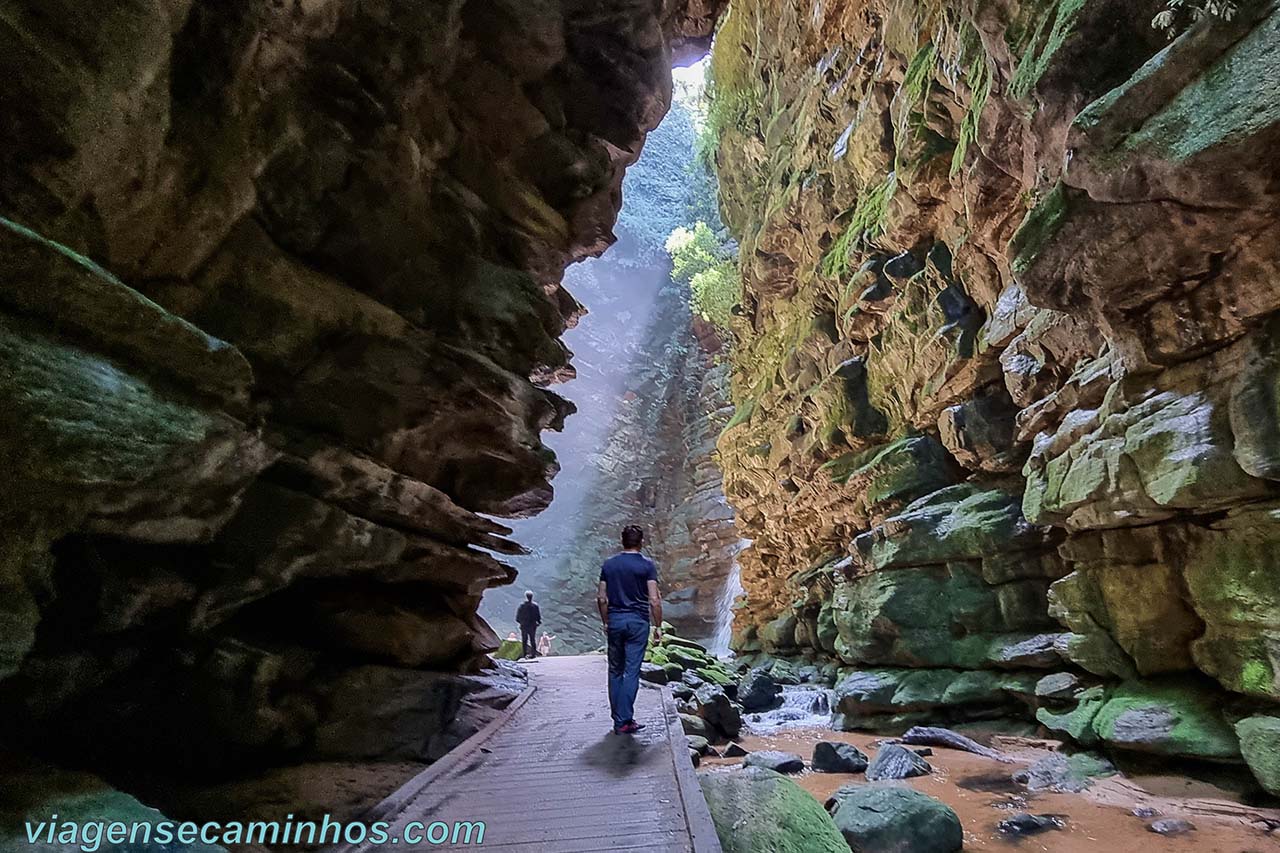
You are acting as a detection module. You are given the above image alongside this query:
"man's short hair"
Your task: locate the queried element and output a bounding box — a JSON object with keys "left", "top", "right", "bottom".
{"left": 621, "top": 525, "right": 644, "bottom": 549}
{"left": 525, "top": 590, "right": 534, "bottom": 600}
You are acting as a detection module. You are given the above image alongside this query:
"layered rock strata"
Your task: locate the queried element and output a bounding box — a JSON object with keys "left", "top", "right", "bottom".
{"left": 710, "top": 0, "right": 1280, "bottom": 786}
{"left": 0, "top": 0, "right": 721, "bottom": 797}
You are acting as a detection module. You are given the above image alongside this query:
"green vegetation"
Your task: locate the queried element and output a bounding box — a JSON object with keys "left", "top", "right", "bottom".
{"left": 698, "top": 4, "right": 763, "bottom": 169}
{"left": 820, "top": 172, "right": 899, "bottom": 280}
{"left": 665, "top": 222, "right": 739, "bottom": 329}
{"left": 1007, "top": 0, "right": 1087, "bottom": 100}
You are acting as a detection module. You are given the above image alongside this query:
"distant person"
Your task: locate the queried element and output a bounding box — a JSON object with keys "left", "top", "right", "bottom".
{"left": 537, "top": 632, "right": 557, "bottom": 657}
{"left": 597, "top": 524, "right": 663, "bottom": 734}
{"left": 516, "top": 591, "right": 541, "bottom": 659}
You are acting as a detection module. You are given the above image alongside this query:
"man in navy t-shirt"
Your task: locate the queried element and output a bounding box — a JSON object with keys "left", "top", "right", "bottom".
{"left": 597, "top": 524, "right": 663, "bottom": 734}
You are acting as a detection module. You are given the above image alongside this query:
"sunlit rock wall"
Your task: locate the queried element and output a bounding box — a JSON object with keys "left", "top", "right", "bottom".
{"left": 709, "top": 0, "right": 1280, "bottom": 783}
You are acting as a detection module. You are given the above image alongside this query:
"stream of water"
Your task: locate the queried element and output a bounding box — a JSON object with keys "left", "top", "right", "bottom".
{"left": 741, "top": 685, "right": 837, "bottom": 733}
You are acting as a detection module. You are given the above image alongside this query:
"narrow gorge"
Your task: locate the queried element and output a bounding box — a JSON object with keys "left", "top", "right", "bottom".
{"left": 1, "top": 0, "right": 1279, "bottom": 850}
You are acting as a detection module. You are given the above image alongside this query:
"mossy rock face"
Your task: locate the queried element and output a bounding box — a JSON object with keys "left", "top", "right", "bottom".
{"left": 1235, "top": 716, "right": 1280, "bottom": 796}
{"left": 831, "top": 560, "right": 1055, "bottom": 670}
{"left": 1036, "top": 685, "right": 1107, "bottom": 746}
{"left": 1183, "top": 504, "right": 1280, "bottom": 700}
{"left": 854, "top": 485, "right": 1049, "bottom": 571}
{"left": 1091, "top": 678, "right": 1241, "bottom": 761}
{"left": 698, "top": 767, "right": 848, "bottom": 853}
{"left": 832, "top": 667, "right": 1037, "bottom": 727}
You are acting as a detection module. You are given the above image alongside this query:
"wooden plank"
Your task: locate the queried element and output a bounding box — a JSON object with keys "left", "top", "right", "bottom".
{"left": 328, "top": 655, "right": 722, "bottom": 853}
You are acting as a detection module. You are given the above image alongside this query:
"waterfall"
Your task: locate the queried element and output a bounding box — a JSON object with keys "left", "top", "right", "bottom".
{"left": 707, "top": 538, "right": 750, "bottom": 657}
{"left": 742, "top": 685, "right": 837, "bottom": 733}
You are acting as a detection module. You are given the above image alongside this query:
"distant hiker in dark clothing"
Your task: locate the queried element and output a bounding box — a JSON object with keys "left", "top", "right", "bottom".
{"left": 516, "top": 591, "right": 541, "bottom": 659}
{"left": 597, "top": 525, "right": 663, "bottom": 734}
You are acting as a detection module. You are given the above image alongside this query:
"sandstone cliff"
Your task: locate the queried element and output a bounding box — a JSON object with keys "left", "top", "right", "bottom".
{"left": 709, "top": 0, "right": 1280, "bottom": 785}
{"left": 0, "top": 0, "right": 720, "bottom": 786}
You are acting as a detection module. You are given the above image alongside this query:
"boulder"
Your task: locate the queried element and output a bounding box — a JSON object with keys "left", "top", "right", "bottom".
{"left": 738, "top": 668, "right": 782, "bottom": 711}
{"left": 687, "top": 735, "right": 711, "bottom": 756}
{"left": 722, "top": 741, "right": 749, "bottom": 758}
{"left": 743, "top": 750, "right": 805, "bottom": 774}
{"left": 998, "top": 813, "right": 1062, "bottom": 836}
{"left": 826, "top": 784, "right": 963, "bottom": 853}
{"left": 698, "top": 767, "right": 847, "bottom": 853}
{"left": 680, "top": 714, "right": 711, "bottom": 739}
{"left": 865, "top": 744, "right": 932, "bottom": 781}
{"left": 812, "top": 741, "right": 868, "bottom": 774}
{"left": 1090, "top": 679, "right": 1240, "bottom": 761}
{"left": 1014, "top": 753, "right": 1116, "bottom": 793}
{"left": 640, "top": 663, "right": 668, "bottom": 685}
{"left": 692, "top": 684, "right": 743, "bottom": 740}
{"left": 1235, "top": 716, "right": 1280, "bottom": 795}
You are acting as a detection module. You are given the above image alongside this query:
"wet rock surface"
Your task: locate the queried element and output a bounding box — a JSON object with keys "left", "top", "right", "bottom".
{"left": 826, "top": 783, "right": 963, "bottom": 853}
{"left": 743, "top": 750, "right": 805, "bottom": 774}
{"left": 707, "top": 0, "right": 1280, "bottom": 795}
{"left": 865, "top": 743, "right": 933, "bottom": 782}
{"left": 812, "top": 741, "right": 869, "bottom": 774}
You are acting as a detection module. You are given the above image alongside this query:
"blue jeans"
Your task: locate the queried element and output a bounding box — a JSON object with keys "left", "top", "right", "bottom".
{"left": 606, "top": 611, "right": 649, "bottom": 728}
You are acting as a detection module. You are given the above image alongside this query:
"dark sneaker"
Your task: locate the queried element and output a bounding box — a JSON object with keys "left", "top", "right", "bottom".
{"left": 618, "top": 721, "right": 643, "bottom": 734}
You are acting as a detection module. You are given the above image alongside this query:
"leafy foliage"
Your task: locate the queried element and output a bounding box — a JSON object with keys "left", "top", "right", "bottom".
{"left": 665, "top": 222, "right": 739, "bottom": 330}
{"left": 1152, "top": 0, "right": 1239, "bottom": 36}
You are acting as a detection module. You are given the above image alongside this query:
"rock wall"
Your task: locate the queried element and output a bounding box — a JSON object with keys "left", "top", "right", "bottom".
{"left": 0, "top": 0, "right": 721, "bottom": 786}
{"left": 710, "top": 0, "right": 1280, "bottom": 784}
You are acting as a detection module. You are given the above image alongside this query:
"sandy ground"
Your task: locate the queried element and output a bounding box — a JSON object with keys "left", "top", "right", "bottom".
{"left": 702, "top": 727, "right": 1280, "bottom": 853}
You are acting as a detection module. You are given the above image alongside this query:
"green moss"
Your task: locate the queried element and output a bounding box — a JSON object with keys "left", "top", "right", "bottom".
{"left": 1009, "top": 182, "right": 1071, "bottom": 275}
{"left": 1091, "top": 678, "right": 1241, "bottom": 761}
{"left": 951, "top": 47, "right": 992, "bottom": 176}
{"left": 1007, "top": 0, "right": 1088, "bottom": 100}
{"left": 722, "top": 398, "right": 757, "bottom": 434}
{"left": 820, "top": 172, "right": 899, "bottom": 279}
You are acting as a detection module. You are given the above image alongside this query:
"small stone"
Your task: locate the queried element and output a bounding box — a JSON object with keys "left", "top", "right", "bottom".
{"left": 689, "top": 748, "right": 701, "bottom": 767}
{"left": 686, "top": 735, "right": 711, "bottom": 755}
{"left": 1132, "top": 806, "right": 1160, "bottom": 819}
{"left": 1148, "top": 818, "right": 1195, "bottom": 836}
{"left": 812, "top": 741, "right": 869, "bottom": 773}
{"left": 998, "top": 813, "right": 1063, "bottom": 836}
{"left": 722, "top": 741, "right": 749, "bottom": 758}
{"left": 866, "top": 743, "right": 932, "bottom": 781}
{"left": 737, "top": 668, "right": 783, "bottom": 711}
{"left": 912, "top": 748, "right": 933, "bottom": 757}
{"left": 743, "top": 750, "right": 805, "bottom": 774}
{"left": 640, "top": 662, "right": 668, "bottom": 685}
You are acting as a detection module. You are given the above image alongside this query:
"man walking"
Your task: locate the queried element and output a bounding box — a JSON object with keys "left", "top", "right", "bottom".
{"left": 516, "top": 591, "right": 541, "bottom": 659}
{"left": 597, "top": 525, "right": 663, "bottom": 734}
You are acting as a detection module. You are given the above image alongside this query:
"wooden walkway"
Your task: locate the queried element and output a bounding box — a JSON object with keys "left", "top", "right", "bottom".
{"left": 341, "top": 655, "right": 721, "bottom": 852}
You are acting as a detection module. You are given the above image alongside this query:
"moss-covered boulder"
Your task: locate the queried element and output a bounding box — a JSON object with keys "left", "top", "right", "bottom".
{"left": 826, "top": 783, "right": 962, "bottom": 853}
{"left": 1235, "top": 716, "right": 1280, "bottom": 796}
{"left": 698, "top": 767, "right": 847, "bottom": 853}
{"left": 1183, "top": 504, "right": 1280, "bottom": 700}
{"left": 1091, "top": 678, "right": 1241, "bottom": 761}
